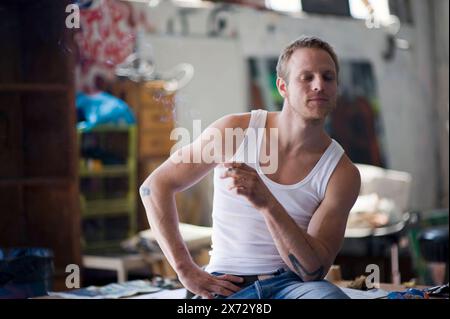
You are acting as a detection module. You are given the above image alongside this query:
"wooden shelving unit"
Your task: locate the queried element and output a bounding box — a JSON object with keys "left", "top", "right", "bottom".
{"left": 0, "top": 178, "right": 73, "bottom": 187}
{"left": 0, "top": 0, "right": 81, "bottom": 291}
{"left": 78, "top": 125, "right": 138, "bottom": 253}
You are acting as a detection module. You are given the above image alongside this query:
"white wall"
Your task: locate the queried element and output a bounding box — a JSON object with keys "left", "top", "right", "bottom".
{"left": 138, "top": 34, "right": 247, "bottom": 129}
{"left": 137, "top": 33, "right": 248, "bottom": 225}
{"left": 132, "top": 0, "right": 446, "bottom": 215}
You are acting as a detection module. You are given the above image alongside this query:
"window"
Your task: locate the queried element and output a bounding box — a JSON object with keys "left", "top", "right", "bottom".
{"left": 265, "top": 0, "right": 302, "bottom": 13}
{"left": 172, "top": 0, "right": 205, "bottom": 8}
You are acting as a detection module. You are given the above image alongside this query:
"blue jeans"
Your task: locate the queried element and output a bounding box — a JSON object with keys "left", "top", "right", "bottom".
{"left": 211, "top": 268, "right": 350, "bottom": 299}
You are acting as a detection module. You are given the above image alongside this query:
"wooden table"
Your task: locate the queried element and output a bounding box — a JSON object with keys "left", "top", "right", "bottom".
{"left": 82, "top": 223, "right": 213, "bottom": 282}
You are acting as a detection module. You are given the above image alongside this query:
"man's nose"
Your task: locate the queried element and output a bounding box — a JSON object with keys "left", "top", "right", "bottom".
{"left": 312, "top": 77, "right": 324, "bottom": 92}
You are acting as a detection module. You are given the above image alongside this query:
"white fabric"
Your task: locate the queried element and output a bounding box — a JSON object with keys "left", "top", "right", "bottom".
{"left": 355, "top": 163, "right": 412, "bottom": 213}
{"left": 205, "top": 109, "right": 345, "bottom": 275}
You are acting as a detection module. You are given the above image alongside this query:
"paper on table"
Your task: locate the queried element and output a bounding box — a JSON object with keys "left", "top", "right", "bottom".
{"left": 130, "top": 288, "right": 187, "bottom": 299}
{"left": 47, "top": 280, "right": 162, "bottom": 299}
{"left": 339, "top": 287, "right": 389, "bottom": 299}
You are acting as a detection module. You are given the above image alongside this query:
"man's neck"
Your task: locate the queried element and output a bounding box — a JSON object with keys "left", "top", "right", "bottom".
{"left": 274, "top": 104, "right": 330, "bottom": 154}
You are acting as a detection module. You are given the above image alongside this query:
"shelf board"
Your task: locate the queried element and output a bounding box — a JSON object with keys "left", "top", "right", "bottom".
{"left": 80, "top": 165, "right": 131, "bottom": 177}
{"left": 0, "top": 177, "right": 72, "bottom": 187}
{"left": 0, "top": 83, "right": 69, "bottom": 92}
{"left": 78, "top": 125, "right": 136, "bottom": 133}
{"left": 82, "top": 197, "right": 135, "bottom": 217}
{"left": 82, "top": 240, "right": 128, "bottom": 253}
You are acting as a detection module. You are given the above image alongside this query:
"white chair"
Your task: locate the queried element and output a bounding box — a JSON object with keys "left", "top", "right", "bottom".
{"left": 356, "top": 163, "right": 412, "bottom": 214}
{"left": 345, "top": 164, "right": 413, "bottom": 285}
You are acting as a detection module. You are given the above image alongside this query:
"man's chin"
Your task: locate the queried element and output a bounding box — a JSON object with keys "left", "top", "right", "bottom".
{"left": 289, "top": 104, "right": 331, "bottom": 120}
{"left": 309, "top": 110, "right": 332, "bottom": 121}
{"left": 305, "top": 107, "right": 331, "bottom": 118}
{"left": 301, "top": 113, "right": 327, "bottom": 123}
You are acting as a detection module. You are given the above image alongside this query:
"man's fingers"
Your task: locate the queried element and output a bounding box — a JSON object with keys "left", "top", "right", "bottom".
{"left": 228, "top": 176, "right": 252, "bottom": 191}
{"left": 236, "top": 162, "right": 254, "bottom": 172}
{"left": 236, "top": 187, "right": 249, "bottom": 195}
{"left": 220, "top": 166, "right": 243, "bottom": 178}
{"left": 195, "top": 274, "right": 244, "bottom": 298}
{"left": 217, "top": 280, "right": 242, "bottom": 293}
{"left": 217, "top": 274, "right": 244, "bottom": 283}
{"left": 210, "top": 284, "right": 235, "bottom": 296}
{"left": 228, "top": 184, "right": 249, "bottom": 193}
{"left": 223, "top": 162, "right": 255, "bottom": 172}
{"left": 221, "top": 167, "right": 255, "bottom": 179}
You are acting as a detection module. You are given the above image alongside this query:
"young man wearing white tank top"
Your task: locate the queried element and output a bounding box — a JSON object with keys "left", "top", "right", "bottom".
{"left": 140, "top": 36, "right": 361, "bottom": 299}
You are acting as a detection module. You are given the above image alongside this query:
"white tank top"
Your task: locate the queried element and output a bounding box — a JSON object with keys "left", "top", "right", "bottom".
{"left": 205, "top": 109, "right": 345, "bottom": 275}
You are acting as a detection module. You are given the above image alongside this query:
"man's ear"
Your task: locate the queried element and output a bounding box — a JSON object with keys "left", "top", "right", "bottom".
{"left": 276, "top": 77, "right": 287, "bottom": 98}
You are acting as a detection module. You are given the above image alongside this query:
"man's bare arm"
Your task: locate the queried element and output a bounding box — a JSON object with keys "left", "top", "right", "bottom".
{"left": 260, "top": 156, "right": 360, "bottom": 281}
{"left": 139, "top": 156, "right": 214, "bottom": 276}
{"left": 139, "top": 113, "right": 249, "bottom": 298}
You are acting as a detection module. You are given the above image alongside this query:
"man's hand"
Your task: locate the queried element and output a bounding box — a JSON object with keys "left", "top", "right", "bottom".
{"left": 221, "top": 162, "right": 276, "bottom": 210}
{"left": 178, "top": 264, "right": 244, "bottom": 299}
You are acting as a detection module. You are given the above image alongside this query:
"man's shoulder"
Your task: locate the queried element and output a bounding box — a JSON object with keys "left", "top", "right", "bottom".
{"left": 318, "top": 154, "right": 360, "bottom": 208}
{"left": 212, "top": 112, "right": 252, "bottom": 131}
{"left": 329, "top": 154, "right": 361, "bottom": 193}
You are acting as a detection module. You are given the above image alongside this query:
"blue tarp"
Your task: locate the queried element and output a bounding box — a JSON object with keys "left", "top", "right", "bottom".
{"left": 76, "top": 92, "right": 136, "bottom": 130}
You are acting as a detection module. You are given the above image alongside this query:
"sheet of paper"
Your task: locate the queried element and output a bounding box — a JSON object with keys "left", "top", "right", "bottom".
{"left": 339, "top": 287, "right": 389, "bottom": 299}
{"left": 48, "top": 280, "right": 162, "bottom": 299}
{"left": 129, "top": 288, "right": 187, "bottom": 299}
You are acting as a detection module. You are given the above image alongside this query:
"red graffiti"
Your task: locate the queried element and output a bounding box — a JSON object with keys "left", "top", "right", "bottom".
{"left": 75, "top": 0, "right": 152, "bottom": 92}
{"left": 75, "top": 0, "right": 135, "bottom": 70}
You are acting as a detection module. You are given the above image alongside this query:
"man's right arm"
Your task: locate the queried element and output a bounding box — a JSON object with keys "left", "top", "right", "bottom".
{"left": 139, "top": 113, "right": 249, "bottom": 298}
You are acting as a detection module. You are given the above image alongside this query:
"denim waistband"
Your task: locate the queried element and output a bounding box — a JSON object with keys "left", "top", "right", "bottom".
{"left": 187, "top": 267, "right": 289, "bottom": 298}
{"left": 214, "top": 267, "right": 288, "bottom": 287}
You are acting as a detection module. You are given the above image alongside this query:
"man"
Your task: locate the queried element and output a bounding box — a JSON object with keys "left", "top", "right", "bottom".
{"left": 140, "top": 36, "right": 360, "bottom": 299}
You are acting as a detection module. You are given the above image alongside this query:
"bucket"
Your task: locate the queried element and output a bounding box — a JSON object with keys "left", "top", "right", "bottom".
{"left": 0, "top": 247, "right": 54, "bottom": 299}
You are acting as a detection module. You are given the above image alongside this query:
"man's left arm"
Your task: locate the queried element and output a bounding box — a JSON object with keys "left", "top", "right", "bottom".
{"left": 223, "top": 157, "right": 360, "bottom": 282}
{"left": 263, "top": 157, "right": 360, "bottom": 281}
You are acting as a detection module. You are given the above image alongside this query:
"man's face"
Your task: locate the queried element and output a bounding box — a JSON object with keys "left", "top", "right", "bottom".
{"left": 277, "top": 48, "right": 338, "bottom": 121}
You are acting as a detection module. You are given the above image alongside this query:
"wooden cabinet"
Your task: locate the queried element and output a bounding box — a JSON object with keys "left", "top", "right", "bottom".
{"left": 113, "top": 80, "right": 176, "bottom": 158}
{"left": 0, "top": 0, "right": 80, "bottom": 290}
{"left": 112, "top": 80, "right": 176, "bottom": 230}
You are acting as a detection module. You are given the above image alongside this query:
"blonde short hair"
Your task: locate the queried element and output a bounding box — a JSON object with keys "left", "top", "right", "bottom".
{"left": 276, "top": 36, "right": 339, "bottom": 83}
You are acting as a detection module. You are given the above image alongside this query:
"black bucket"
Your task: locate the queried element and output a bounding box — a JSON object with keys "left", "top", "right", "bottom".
{"left": 0, "top": 247, "right": 54, "bottom": 299}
